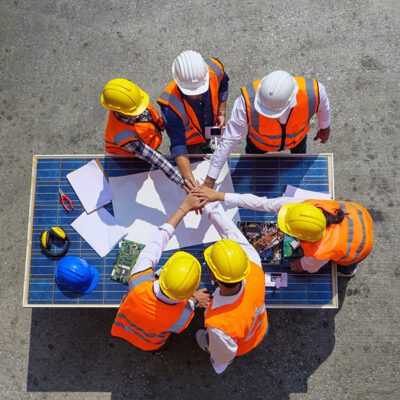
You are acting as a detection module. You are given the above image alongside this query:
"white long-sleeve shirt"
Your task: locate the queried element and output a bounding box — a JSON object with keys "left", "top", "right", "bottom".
{"left": 224, "top": 193, "right": 329, "bottom": 272}
{"left": 207, "top": 83, "right": 330, "bottom": 180}
{"left": 130, "top": 223, "right": 195, "bottom": 308}
{"left": 199, "top": 202, "right": 263, "bottom": 374}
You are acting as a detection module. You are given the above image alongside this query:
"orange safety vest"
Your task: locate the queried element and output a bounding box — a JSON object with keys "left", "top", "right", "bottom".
{"left": 157, "top": 58, "right": 225, "bottom": 146}
{"left": 242, "top": 77, "right": 320, "bottom": 152}
{"left": 111, "top": 269, "right": 194, "bottom": 350}
{"left": 204, "top": 262, "right": 268, "bottom": 356}
{"left": 104, "top": 104, "right": 164, "bottom": 156}
{"left": 301, "top": 199, "right": 374, "bottom": 266}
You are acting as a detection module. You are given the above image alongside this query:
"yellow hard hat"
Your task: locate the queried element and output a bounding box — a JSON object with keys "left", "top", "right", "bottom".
{"left": 277, "top": 203, "right": 327, "bottom": 242}
{"left": 100, "top": 78, "right": 150, "bottom": 116}
{"left": 204, "top": 239, "right": 250, "bottom": 284}
{"left": 159, "top": 251, "right": 201, "bottom": 301}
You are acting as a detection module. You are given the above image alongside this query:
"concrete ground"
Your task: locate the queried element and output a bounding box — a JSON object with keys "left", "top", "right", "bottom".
{"left": 0, "top": 0, "right": 399, "bottom": 399}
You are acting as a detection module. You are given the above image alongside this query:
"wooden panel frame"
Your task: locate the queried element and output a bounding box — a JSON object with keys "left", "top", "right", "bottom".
{"left": 23, "top": 153, "right": 337, "bottom": 309}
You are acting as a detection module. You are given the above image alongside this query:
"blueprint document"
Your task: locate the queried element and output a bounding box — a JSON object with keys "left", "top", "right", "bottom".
{"left": 109, "top": 161, "right": 240, "bottom": 251}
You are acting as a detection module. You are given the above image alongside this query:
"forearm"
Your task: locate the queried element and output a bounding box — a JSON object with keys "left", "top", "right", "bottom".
{"left": 224, "top": 193, "right": 301, "bottom": 213}
{"left": 218, "top": 100, "right": 227, "bottom": 115}
{"left": 207, "top": 96, "right": 247, "bottom": 181}
{"left": 139, "top": 142, "right": 184, "bottom": 188}
{"left": 131, "top": 223, "right": 175, "bottom": 276}
{"left": 317, "top": 82, "right": 330, "bottom": 129}
{"left": 167, "top": 205, "right": 189, "bottom": 229}
{"left": 175, "top": 155, "right": 195, "bottom": 181}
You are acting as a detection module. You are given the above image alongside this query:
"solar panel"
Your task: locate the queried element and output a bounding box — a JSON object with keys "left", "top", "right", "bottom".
{"left": 24, "top": 154, "right": 337, "bottom": 308}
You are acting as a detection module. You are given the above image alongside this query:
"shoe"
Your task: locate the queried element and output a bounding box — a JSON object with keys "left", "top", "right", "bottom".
{"left": 337, "top": 266, "right": 358, "bottom": 278}
{"left": 195, "top": 329, "right": 208, "bottom": 352}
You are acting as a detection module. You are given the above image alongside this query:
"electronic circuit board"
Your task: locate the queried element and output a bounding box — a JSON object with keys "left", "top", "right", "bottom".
{"left": 110, "top": 240, "right": 144, "bottom": 283}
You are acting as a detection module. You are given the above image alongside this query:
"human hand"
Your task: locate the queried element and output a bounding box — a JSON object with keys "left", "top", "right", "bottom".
{"left": 192, "top": 288, "right": 211, "bottom": 308}
{"left": 290, "top": 259, "right": 304, "bottom": 272}
{"left": 183, "top": 177, "right": 198, "bottom": 194}
{"left": 180, "top": 193, "right": 207, "bottom": 214}
{"left": 314, "top": 127, "right": 330, "bottom": 143}
{"left": 202, "top": 176, "right": 216, "bottom": 189}
{"left": 216, "top": 114, "right": 226, "bottom": 127}
{"left": 191, "top": 186, "right": 224, "bottom": 203}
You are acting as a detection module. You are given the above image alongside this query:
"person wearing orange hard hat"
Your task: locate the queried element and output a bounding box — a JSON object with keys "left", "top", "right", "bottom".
{"left": 111, "top": 193, "right": 210, "bottom": 352}
{"left": 101, "top": 78, "right": 185, "bottom": 189}
{"left": 195, "top": 202, "right": 268, "bottom": 374}
{"left": 192, "top": 187, "right": 373, "bottom": 278}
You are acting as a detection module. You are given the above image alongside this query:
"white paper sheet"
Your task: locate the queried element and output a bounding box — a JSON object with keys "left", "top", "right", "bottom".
{"left": 71, "top": 208, "right": 127, "bottom": 257}
{"left": 67, "top": 160, "right": 113, "bottom": 213}
{"left": 109, "top": 161, "right": 240, "bottom": 250}
{"left": 284, "top": 185, "right": 332, "bottom": 200}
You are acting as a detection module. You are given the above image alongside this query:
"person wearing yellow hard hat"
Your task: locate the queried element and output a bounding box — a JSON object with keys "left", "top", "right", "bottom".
{"left": 191, "top": 187, "right": 374, "bottom": 278}
{"left": 111, "top": 193, "right": 210, "bottom": 352}
{"left": 194, "top": 201, "right": 268, "bottom": 374}
{"left": 101, "top": 78, "right": 186, "bottom": 189}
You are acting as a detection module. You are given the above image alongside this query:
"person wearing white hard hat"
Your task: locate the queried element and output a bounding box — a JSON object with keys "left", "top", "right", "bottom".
{"left": 202, "top": 71, "right": 330, "bottom": 188}
{"left": 158, "top": 50, "right": 229, "bottom": 188}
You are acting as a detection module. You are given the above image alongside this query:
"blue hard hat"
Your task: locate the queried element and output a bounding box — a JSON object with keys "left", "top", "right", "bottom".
{"left": 55, "top": 256, "right": 99, "bottom": 294}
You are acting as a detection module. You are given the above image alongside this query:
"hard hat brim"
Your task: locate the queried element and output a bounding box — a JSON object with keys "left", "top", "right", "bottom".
{"left": 254, "top": 81, "right": 298, "bottom": 118}
{"left": 81, "top": 264, "right": 100, "bottom": 294}
{"left": 176, "top": 70, "right": 210, "bottom": 96}
{"left": 100, "top": 90, "right": 150, "bottom": 117}
{"left": 277, "top": 203, "right": 297, "bottom": 237}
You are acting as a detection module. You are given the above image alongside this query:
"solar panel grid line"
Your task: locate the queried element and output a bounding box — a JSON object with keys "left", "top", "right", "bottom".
{"left": 24, "top": 154, "right": 337, "bottom": 308}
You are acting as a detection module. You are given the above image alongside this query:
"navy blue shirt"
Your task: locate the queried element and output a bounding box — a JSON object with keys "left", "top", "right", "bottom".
{"left": 161, "top": 72, "right": 229, "bottom": 157}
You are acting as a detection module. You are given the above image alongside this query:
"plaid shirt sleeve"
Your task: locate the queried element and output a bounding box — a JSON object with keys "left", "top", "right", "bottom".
{"left": 123, "top": 140, "right": 185, "bottom": 188}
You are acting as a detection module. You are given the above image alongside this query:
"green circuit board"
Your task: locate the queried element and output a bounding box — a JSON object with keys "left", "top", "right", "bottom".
{"left": 110, "top": 240, "right": 145, "bottom": 283}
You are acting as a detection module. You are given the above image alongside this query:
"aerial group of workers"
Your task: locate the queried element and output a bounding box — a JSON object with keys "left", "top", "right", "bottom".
{"left": 101, "top": 50, "right": 374, "bottom": 374}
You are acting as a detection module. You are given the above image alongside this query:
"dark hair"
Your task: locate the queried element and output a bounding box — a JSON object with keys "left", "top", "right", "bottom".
{"left": 322, "top": 208, "right": 346, "bottom": 227}
{"left": 217, "top": 280, "right": 242, "bottom": 289}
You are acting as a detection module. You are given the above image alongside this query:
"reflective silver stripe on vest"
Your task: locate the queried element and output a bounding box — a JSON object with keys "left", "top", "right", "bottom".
{"left": 337, "top": 202, "right": 356, "bottom": 263}
{"left": 350, "top": 203, "right": 367, "bottom": 261}
{"left": 305, "top": 78, "right": 317, "bottom": 121}
{"left": 166, "top": 302, "right": 193, "bottom": 333}
{"left": 206, "top": 58, "right": 223, "bottom": 83}
{"left": 128, "top": 271, "right": 153, "bottom": 292}
{"left": 117, "top": 313, "right": 169, "bottom": 340}
{"left": 113, "top": 129, "right": 141, "bottom": 144}
{"left": 113, "top": 321, "right": 168, "bottom": 345}
{"left": 245, "top": 84, "right": 260, "bottom": 133}
{"left": 244, "top": 304, "right": 266, "bottom": 342}
{"left": 248, "top": 132, "right": 281, "bottom": 149}
{"left": 159, "top": 91, "right": 191, "bottom": 132}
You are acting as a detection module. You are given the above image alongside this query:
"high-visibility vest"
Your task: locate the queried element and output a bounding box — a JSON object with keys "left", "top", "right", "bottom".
{"left": 111, "top": 269, "right": 194, "bottom": 350}
{"left": 204, "top": 262, "right": 268, "bottom": 356}
{"left": 241, "top": 77, "right": 320, "bottom": 151}
{"left": 301, "top": 199, "right": 374, "bottom": 266}
{"left": 157, "top": 58, "right": 225, "bottom": 146}
{"left": 104, "top": 104, "right": 164, "bottom": 156}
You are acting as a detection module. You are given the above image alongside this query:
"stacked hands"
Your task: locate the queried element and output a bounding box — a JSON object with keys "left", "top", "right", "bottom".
{"left": 178, "top": 183, "right": 306, "bottom": 274}
{"left": 181, "top": 179, "right": 223, "bottom": 214}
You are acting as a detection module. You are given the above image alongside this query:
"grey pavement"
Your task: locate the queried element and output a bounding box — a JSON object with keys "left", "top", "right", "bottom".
{"left": 0, "top": 0, "right": 399, "bottom": 399}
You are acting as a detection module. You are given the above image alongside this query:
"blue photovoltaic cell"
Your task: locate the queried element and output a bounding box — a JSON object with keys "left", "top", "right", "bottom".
{"left": 26, "top": 155, "right": 334, "bottom": 307}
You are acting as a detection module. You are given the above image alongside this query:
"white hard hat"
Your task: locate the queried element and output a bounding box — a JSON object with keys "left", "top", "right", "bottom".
{"left": 172, "top": 50, "right": 209, "bottom": 96}
{"left": 254, "top": 71, "right": 298, "bottom": 118}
